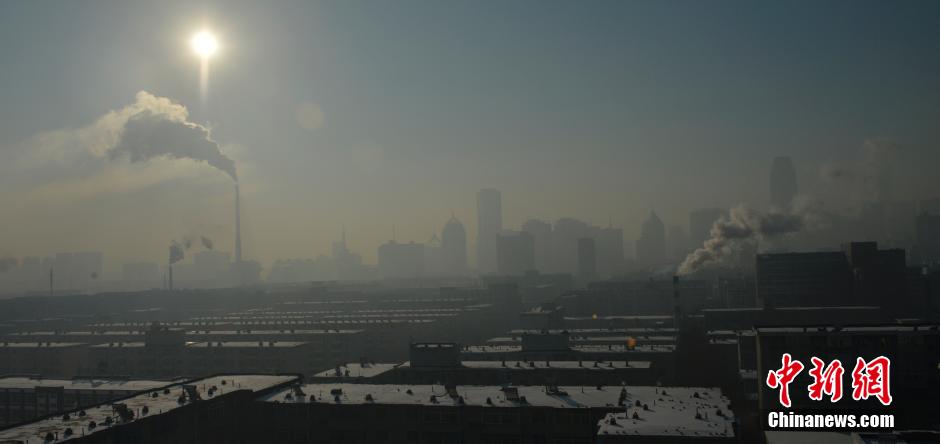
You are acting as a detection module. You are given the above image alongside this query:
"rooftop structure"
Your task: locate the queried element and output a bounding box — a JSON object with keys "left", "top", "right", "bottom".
{"left": 0, "top": 374, "right": 298, "bottom": 443}
{"left": 596, "top": 388, "right": 735, "bottom": 441}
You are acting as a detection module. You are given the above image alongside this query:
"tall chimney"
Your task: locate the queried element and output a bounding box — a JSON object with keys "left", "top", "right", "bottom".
{"left": 234, "top": 183, "right": 242, "bottom": 264}
{"left": 168, "top": 265, "right": 174, "bottom": 291}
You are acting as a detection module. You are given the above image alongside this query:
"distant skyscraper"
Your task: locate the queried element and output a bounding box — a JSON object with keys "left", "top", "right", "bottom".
{"left": 441, "top": 215, "right": 467, "bottom": 276}
{"left": 552, "top": 218, "right": 590, "bottom": 274}
{"left": 635, "top": 211, "right": 666, "bottom": 266}
{"left": 476, "top": 189, "right": 502, "bottom": 273}
{"left": 521, "top": 219, "right": 553, "bottom": 273}
{"left": 770, "top": 156, "right": 797, "bottom": 210}
{"left": 689, "top": 208, "right": 726, "bottom": 251}
{"left": 595, "top": 225, "right": 624, "bottom": 277}
{"left": 496, "top": 230, "right": 534, "bottom": 275}
{"left": 577, "top": 237, "right": 596, "bottom": 281}
{"left": 666, "top": 225, "right": 687, "bottom": 261}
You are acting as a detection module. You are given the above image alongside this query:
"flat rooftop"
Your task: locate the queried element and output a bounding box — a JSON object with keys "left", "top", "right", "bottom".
{"left": 313, "top": 363, "right": 401, "bottom": 379}
{"left": 461, "top": 344, "right": 674, "bottom": 354}
{"left": 0, "top": 342, "right": 86, "bottom": 348}
{"left": 0, "top": 377, "right": 180, "bottom": 392}
{"left": 187, "top": 341, "right": 308, "bottom": 348}
{"left": 437, "top": 360, "right": 651, "bottom": 370}
{"left": 596, "top": 387, "right": 735, "bottom": 438}
{"left": 755, "top": 325, "right": 940, "bottom": 335}
{"left": 184, "top": 329, "right": 363, "bottom": 335}
{"left": 508, "top": 328, "right": 676, "bottom": 334}
{"left": 263, "top": 384, "right": 729, "bottom": 412}
{"left": 0, "top": 374, "right": 298, "bottom": 443}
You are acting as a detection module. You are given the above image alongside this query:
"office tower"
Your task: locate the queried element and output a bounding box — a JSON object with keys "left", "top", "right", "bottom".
{"left": 688, "top": 208, "right": 726, "bottom": 252}
{"left": 521, "top": 219, "right": 553, "bottom": 273}
{"left": 552, "top": 217, "right": 590, "bottom": 274}
{"left": 595, "top": 225, "right": 624, "bottom": 277}
{"left": 577, "top": 237, "right": 596, "bottom": 281}
{"left": 496, "top": 230, "right": 534, "bottom": 275}
{"left": 666, "top": 225, "right": 687, "bottom": 261}
{"left": 635, "top": 211, "right": 666, "bottom": 266}
{"left": 770, "top": 156, "right": 797, "bottom": 210}
{"left": 441, "top": 215, "right": 467, "bottom": 276}
{"left": 476, "top": 189, "right": 502, "bottom": 273}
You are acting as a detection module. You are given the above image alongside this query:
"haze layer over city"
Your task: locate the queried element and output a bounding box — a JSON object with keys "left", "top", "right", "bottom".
{"left": 1, "top": 0, "right": 939, "bottom": 291}
{"left": 0, "top": 2, "right": 939, "bottom": 444}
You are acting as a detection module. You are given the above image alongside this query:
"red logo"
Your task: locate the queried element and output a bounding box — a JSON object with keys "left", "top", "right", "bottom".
{"left": 766, "top": 354, "right": 892, "bottom": 407}
{"left": 851, "top": 356, "right": 892, "bottom": 406}
{"left": 766, "top": 353, "right": 804, "bottom": 408}
{"left": 807, "top": 357, "right": 844, "bottom": 402}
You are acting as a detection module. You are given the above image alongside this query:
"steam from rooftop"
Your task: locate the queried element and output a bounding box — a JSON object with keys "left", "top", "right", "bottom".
{"left": 677, "top": 201, "right": 821, "bottom": 275}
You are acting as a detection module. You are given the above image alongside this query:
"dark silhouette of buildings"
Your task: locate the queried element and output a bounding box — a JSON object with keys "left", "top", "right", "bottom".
{"left": 496, "top": 231, "right": 534, "bottom": 275}
{"left": 476, "top": 189, "right": 502, "bottom": 274}
{"left": 577, "top": 237, "right": 596, "bottom": 281}
{"left": 769, "top": 156, "right": 797, "bottom": 210}
{"left": 756, "top": 241, "right": 907, "bottom": 310}
{"left": 635, "top": 211, "right": 666, "bottom": 267}
{"left": 441, "top": 215, "right": 468, "bottom": 276}
{"left": 521, "top": 219, "right": 553, "bottom": 273}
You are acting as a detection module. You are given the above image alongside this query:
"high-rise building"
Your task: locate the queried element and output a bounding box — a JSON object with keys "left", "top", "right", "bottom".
{"left": 552, "top": 218, "right": 590, "bottom": 274}
{"left": 496, "top": 230, "right": 534, "bottom": 275}
{"left": 577, "top": 237, "right": 596, "bottom": 281}
{"left": 770, "top": 156, "right": 797, "bottom": 210}
{"left": 521, "top": 219, "right": 553, "bottom": 273}
{"left": 666, "top": 225, "right": 687, "bottom": 261}
{"left": 688, "top": 208, "right": 726, "bottom": 253}
{"left": 441, "top": 215, "right": 467, "bottom": 276}
{"left": 594, "top": 225, "right": 624, "bottom": 277}
{"left": 635, "top": 211, "right": 666, "bottom": 266}
{"left": 476, "top": 189, "right": 502, "bottom": 274}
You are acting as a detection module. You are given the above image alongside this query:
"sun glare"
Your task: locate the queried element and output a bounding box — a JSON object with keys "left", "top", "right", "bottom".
{"left": 191, "top": 31, "right": 219, "bottom": 58}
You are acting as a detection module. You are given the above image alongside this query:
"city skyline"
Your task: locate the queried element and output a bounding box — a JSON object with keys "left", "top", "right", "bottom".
{"left": 1, "top": 0, "right": 939, "bottom": 282}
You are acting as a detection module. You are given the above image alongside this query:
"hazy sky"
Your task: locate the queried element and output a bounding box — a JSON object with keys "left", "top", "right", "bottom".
{"left": 1, "top": 0, "right": 939, "bottom": 273}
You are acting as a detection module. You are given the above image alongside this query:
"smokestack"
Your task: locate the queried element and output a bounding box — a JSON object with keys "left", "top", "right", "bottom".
{"left": 235, "top": 183, "right": 242, "bottom": 264}
{"left": 169, "top": 265, "right": 174, "bottom": 291}
{"left": 672, "top": 275, "right": 682, "bottom": 331}
{"left": 49, "top": 267, "right": 54, "bottom": 297}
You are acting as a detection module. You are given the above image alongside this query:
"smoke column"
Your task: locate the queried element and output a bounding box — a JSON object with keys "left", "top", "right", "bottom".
{"left": 234, "top": 184, "right": 242, "bottom": 264}
{"left": 169, "top": 241, "right": 185, "bottom": 265}
{"left": 677, "top": 205, "right": 807, "bottom": 275}
{"left": 110, "top": 109, "right": 237, "bottom": 181}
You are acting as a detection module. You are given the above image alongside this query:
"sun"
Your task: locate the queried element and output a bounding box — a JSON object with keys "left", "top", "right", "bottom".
{"left": 191, "top": 31, "right": 219, "bottom": 58}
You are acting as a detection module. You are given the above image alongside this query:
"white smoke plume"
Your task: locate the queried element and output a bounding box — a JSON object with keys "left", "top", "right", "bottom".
{"left": 677, "top": 199, "right": 825, "bottom": 275}
{"left": 0, "top": 91, "right": 237, "bottom": 196}
{"left": 111, "top": 109, "right": 236, "bottom": 181}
